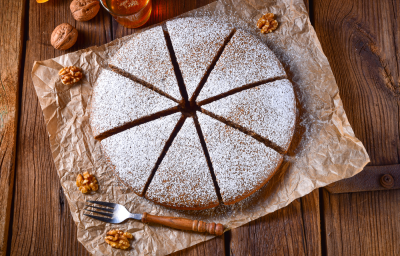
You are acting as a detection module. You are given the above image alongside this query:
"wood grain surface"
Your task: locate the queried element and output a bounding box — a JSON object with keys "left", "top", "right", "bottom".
{"left": 229, "top": 190, "right": 320, "bottom": 256}
{"left": 313, "top": 0, "right": 400, "bottom": 254}
{"left": 8, "top": 0, "right": 111, "bottom": 255}
{"left": 2, "top": 0, "right": 400, "bottom": 255}
{"left": 0, "top": 0, "right": 26, "bottom": 255}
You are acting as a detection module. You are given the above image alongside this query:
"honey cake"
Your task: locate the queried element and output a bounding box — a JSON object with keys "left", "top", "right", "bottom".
{"left": 197, "top": 112, "right": 283, "bottom": 205}
{"left": 201, "top": 79, "right": 296, "bottom": 152}
{"left": 90, "top": 18, "right": 296, "bottom": 210}
{"left": 166, "top": 17, "right": 234, "bottom": 99}
{"left": 101, "top": 113, "right": 181, "bottom": 196}
{"left": 109, "top": 26, "right": 182, "bottom": 101}
{"left": 145, "top": 117, "right": 219, "bottom": 210}
{"left": 197, "top": 29, "right": 286, "bottom": 102}
{"left": 90, "top": 69, "right": 177, "bottom": 140}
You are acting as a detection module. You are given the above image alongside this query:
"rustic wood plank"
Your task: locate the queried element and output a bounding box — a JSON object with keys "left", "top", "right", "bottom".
{"left": 313, "top": 0, "right": 400, "bottom": 166}
{"left": 229, "top": 190, "right": 320, "bottom": 256}
{"left": 322, "top": 189, "right": 400, "bottom": 256}
{"left": 170, "top": 235, "right": 225, "bottom": 256}
{"left": 314, "top": 0, "right": 400, "bottom": 254}
{"left": 300, "top": 190, "right": 321, "bottom": 256}
{"left": 8, "top": 0, "right": 112, "bottom": 255}
{"left": 321, "top": 0, "right": 400, "bottom": 194}
{"left": 0, "top": 0, "right": 26, "bottom": 255}
{"left": 326, "top": 165, "right": 400, "bottom": 193}
{"left": 303, "top": 0, "right": 309, "bottom": 14}
{"left": 9, "top": 40, "right": 91, "bottom": 256}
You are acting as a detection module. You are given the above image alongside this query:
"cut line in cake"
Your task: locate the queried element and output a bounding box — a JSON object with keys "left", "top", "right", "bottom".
{"left": 145, "top": 116, "right": 220, "bottom": 210}
{"left": 192, "top": 114, "right": 223, "bottom": 202}
{"left": 141, "top": 114, "right": 187, "bottom": 196}
{"left": 109, "top": 26, "right": 182, "bottom": 102}
{"left": 162, "top": 24, "right": 190, "bottom": 107}
{"left": 189, "top": 28, "right": 236, "bottom": 103}
{"left": 90, "top": 18, "right": 297, "bottom": 210}
{"left": 101, "top": 113, "right": 182, "bottom": 196}
{"left": 166, "top": 17, "right": 236, "bottom": 102}
{"left": 196, "top": 29, "right": 287, "bottom": 102}
{"left": 196, "top": 76, "right": 287, "bottom": 107}
{"left": 201, "top": 79, "right": 296, "bottom": 153}
{"left": 197, "top": 112, "right": 283, "bottom": 205}
{"left": 94, "top": 107, "right": 180, "bottom": 141}
{"left": 109, "top": 65, "right": 180, "bottom": 104}
{"left": 200, "top": 108, "right": 285, "bottom": 154}
{"left": 90, "top": 69, "right": 180, "bottom": 141}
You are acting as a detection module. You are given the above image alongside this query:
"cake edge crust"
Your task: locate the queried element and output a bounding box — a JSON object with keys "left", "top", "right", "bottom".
{"left": 221, "top": 154, "right": 283, "bottom": 205}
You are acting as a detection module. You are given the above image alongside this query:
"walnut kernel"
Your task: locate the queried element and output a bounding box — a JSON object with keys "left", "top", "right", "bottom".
{"left": 257, "top": 13, "right": 278, "bottom": 34}
{"left": 76, "top": 171, "right": 98, "bottom": 193}
{"left": 105, "top": 230, "right": 133, "bottom": 250}
{"left": 256, "top": 17, "right": 267, "bottom": 29}
{"left": 59, "top": 66, "right": 83, "bottom": 85}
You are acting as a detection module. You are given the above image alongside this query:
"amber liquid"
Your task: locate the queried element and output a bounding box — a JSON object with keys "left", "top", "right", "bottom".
{"left": 105, "top": 0, "right": 152, "bottom": 28}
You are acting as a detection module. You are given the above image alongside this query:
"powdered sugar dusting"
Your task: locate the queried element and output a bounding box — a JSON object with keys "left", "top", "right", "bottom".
{"left": 166, "top": 17, "right": 233, "bottom": 98}
{"left": 110, "top": 26, "right": 181, "bottom": 100}
{"left": 197, "top": 29, "right": 286, "bottom": 101}
{"left": 197, "top": 112, "right": 283, "bottom": 204}
{"left": 90, "top": 69, "right": 176, "bottom": 138}
{"left": 101, "top": 113, "right": 181, "bottom": 196}
{"left": 92, "top": 19, "right": 295, "bottom": 209}
{"left": 202, "top": 79, "right": 296, "bottom": 151}
{"left": 145, "top": 117, "right": 219, "bottom": 209}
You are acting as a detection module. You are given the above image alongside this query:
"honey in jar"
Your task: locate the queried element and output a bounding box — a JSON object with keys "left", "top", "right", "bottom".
{"left": 104, "top": 0, "right": 152, "bottom": 28}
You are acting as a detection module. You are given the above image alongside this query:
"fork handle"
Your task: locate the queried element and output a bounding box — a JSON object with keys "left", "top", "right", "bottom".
{"left": 141, "top": 212, "right": 224, "bottom": 236}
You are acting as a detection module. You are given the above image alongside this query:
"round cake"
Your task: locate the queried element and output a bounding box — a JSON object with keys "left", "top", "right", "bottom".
{"left": 90, "top": 17, "right": 296, "bottom": 210}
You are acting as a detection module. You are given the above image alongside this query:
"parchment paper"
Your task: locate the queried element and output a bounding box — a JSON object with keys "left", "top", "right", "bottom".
{"left": 31, "top": 0, "right": 370, "bottom": 255}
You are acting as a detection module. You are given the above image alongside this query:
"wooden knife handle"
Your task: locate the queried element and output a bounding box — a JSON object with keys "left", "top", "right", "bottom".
{"left": 141, "top": 212, "right": 224, "bottom": 236}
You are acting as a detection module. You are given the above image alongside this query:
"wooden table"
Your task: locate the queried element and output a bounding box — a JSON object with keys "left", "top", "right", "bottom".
{"left": 1, "top": 0, "right": 399, "bottom": 255}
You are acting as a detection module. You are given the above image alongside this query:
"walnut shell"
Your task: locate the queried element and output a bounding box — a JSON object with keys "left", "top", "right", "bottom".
{"left": 70, "top": 0, "right": 100, "bottom": 21}
{"left": 51, "top": 23, "right": 78, "bottom": 50}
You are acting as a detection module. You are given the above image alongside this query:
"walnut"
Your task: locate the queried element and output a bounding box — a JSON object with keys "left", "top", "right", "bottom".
{"left": 70, "top": 0, "right": 100, "bottom": 22}
{"left": 51, "top": 23, "right": 78, "bottom": 50}
{"left": 105, "top": 230, "right": 133, "bottom": 250}
{"left": 257, "top": 13, "right": 278, "bottom": 34}
{"left": 59, "top": 66, "right": 83, "bottom": 85}
{"left": 76, "top": 171, "right": 98, "bottom": 193}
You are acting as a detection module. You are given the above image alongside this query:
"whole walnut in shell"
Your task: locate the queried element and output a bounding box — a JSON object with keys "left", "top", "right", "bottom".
{"left": 51, "top": 23, "right": 78, "bottom": 50}
{"left": 70, "top": 0, "right": 100, "bottom": 21}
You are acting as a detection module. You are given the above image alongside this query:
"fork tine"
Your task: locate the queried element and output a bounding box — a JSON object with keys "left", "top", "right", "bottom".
{"left": 85, "top": 209, "right": 113, "bottom": 218}
{"left": 86, "top": 200, "right": 117, "bottom": 208}
{"left": 84, "top": 214, "right": 119, "bottom": 224}
{"left": 85, "top": 205, "right": 114, "bottom": 213}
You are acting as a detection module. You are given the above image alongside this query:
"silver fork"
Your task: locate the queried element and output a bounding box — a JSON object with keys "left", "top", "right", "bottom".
{"left": 84, "top": 200, "right": 224, "bottom": 236}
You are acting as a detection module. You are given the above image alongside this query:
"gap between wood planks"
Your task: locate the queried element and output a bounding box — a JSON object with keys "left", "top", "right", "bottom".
{"left": 1, "top": 0, "right": 27, "bottom": 255}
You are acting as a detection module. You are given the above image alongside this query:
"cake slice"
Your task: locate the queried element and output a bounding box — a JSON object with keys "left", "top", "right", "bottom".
{"left": 196, "top": 29, "right": 286, "bottom": 102}
{"left": 145, "top": 117, "right": 219, "bottom": 210}
{"left": 90, "top": 69, "right": 178, "bottom": 140}
{"left": 109, "top": 26, "right": 182, "bottom": 101}
{"left": 101, "top": 113, "right": 181, "bottom": 196}
{"left": 197, "top": 112, "right": 283, "bottom": 205}
{"left": 166, "top": 17, "right": 234, "bottom": 99}
{"left": 201, "top": 79, "right": 296, "bottom": 152}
